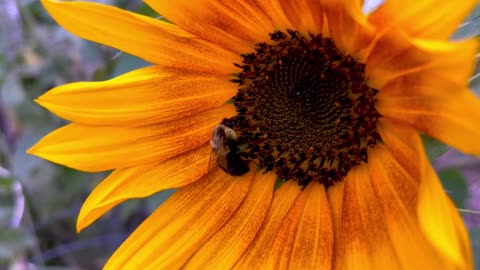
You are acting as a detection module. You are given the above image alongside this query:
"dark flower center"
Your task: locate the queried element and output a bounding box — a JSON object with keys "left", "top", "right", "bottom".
{"left": 224, "top": 30, "right": 381, "bottom": 187}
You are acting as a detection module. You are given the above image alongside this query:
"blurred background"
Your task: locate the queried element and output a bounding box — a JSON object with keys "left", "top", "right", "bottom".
{"left": 0, "top": 0, "right": 479, "bottom": 269}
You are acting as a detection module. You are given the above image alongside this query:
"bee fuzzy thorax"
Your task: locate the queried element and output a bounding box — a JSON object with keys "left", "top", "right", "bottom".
{"left": 210, "top": 125, "right": 237, "bottom": 150}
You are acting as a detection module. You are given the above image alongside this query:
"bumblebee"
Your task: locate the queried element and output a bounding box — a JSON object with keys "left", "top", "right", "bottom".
{"left": 210, "top": 124, "right": 249, "bottom": 176}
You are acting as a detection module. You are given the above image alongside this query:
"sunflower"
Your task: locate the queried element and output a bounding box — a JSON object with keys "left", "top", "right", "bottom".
{"left": 29, "top": 0, "right": 479, "bottom": 268}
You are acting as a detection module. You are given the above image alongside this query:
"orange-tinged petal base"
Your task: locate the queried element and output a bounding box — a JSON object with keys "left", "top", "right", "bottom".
{"left": 105, "top": 166, "right": 255, "bottom": 269}
{"left": 320, "top": 0, "right": 375, "bottom": 61}
{"left": 377, "top": 119, "right": 423, "bottom": 181}
{"left": 255, "top": 0, "right": 295, "bottom": 32}
{"left": 185, "top": 171, "right": 276, "bottom": 269}
{"left": 144, "top": 0, "right": 272, "bottom": 54}
{"left": 278, "top": 0, "right": 323, "bottom": 35}
{"left": 327, "top": 179, "right": 344, "bottom": 270}
{"left": 337, "top": 164, "right": 400, "bottom": 269}
{"left": 266, "top": 182, "right": 333, "bottom": 269}
{"left": 234, "top": 181, "right": 302, "bottom": 268}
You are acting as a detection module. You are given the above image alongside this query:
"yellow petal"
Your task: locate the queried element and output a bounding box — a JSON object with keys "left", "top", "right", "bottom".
{"left": 105, "top": 166, "right": 255, "bottom": 270}
{"left": 278, "top": 0, "right": 323, "bottom": 34}
{"left": 40, "top": 0, "right": 240, "bottom": 74}
{"left": 185, "top": 171, "right": 275, "bottom": 269}
{"left": 265, "top": 182, "right": 333, "bottom": 269}
{"left": 379, "top": 69, "right": 475, "bottom": 99}
{"left": 377, "top": 89, "right": 480, "bottom": 155}
{"left": 418, "top": 155, "right": 472, "bottom": 268}
{"left": 337, "top": 164, "right": 401, "bottom": 269}
{"left": 289, "top": 183, "right": 333, "bottom": 269}
{"left": 369, "top": 0, "right": 478, "bottom": 40}
{"left": 320, "top": 0, "right": 375, "bottom": 61}
{"left": 326, "top": 180, "right": 345, "bottom": 270}
{"left": 36, "top": 66, "right": 237, "bottom": 126}
{"left": 77, "top": 144, "right": 211, "bottom": 232}
{"left": 366, "top": 30, "right": 477, "bottom": 89}
{"left": 377, "top": 118, "right": 423, "bottom": 180}
{"left": 28, "top": 105, "right": 235, "bottom": 171}
{"left": 263, "top": 186, "right": 309, "bottom": 270}
{"left": 144, "top": 0, "right": 273, "bottom": 53}
{"left": 368, "top": 144, "right": 446, "bottom": 269}
{"left": 377, "top": 121, "right": 472, "bottom": 266}
{"left": 233, "top": 180, "right": 302, "bottom": 268}
{"left": 255, "top": 0, "right": 295, "bottom": 32}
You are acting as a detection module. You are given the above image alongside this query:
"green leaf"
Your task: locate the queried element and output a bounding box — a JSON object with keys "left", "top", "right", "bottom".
{"left": 470, "top": 54, "right": 479, "bottom": 95}
{"left": 468, "top": 229, "right": 480, "bottom": 269}
{"left": 451, "top": 5, "right": 480, "bottom": 96}
{"left": 111, "top": 53, "right": 151, "bottom": 77}
{"left": 145, "top": 189, "right": 176, "bottom": 214}
{"left": 136, "top": 2, "right": 160, "bottom": 18}
{"left": 437, "top": 168, "right": 467, "bottom": 208}
{"left": 0, "top": 228, "right": 35, "bottom": 262}
{"left": 451, "top": 5, "right": 480, "bottom": 40}
{"left": 421, "top": 134, "right": 450, "bottom": 163}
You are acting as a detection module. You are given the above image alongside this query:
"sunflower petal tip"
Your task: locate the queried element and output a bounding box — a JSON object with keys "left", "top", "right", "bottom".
{"left": 76, "top": 216, "right": 89, "bottom": 233}
{"left": 34, "top": 98, "right": 48, "bottom": 108}
{"left": 40, "top": 0, "right": 57, "bottom": 10}
{"left": 76, "top": 222, "right": 84, "bottom": 233}
{"left": 76, "top": 195, "right": 127, "bottom": 233}
{"left": 26, "top": 146, "right": 35, "bottom": 155}
{"left": 76, "top": 211, "right": 99, "bottom": 233}
{"left": 76, "top": 207, "right": 96, "bottom": 233}
{"left": 26, "top": 143, "right": 42, "bottom": 156}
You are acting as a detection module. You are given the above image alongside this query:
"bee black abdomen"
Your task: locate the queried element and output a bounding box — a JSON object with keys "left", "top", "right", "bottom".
{"left": 226, "top": 152, "right": 250, "bottom": 176}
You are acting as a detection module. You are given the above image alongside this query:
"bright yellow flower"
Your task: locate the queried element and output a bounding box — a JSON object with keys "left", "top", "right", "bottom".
{"left": 29, "top": 0, "right": 479, "bottom": 269}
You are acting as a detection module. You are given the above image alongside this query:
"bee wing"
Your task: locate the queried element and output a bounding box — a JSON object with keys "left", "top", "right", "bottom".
{"left": 209, "top": 134, "right": 232, "bottom": 176}
{"left": 207, "top": 147, "right": 217, "bottom": 173}
{"left": 208, "top": 146, "right": 230, "bottom": 173}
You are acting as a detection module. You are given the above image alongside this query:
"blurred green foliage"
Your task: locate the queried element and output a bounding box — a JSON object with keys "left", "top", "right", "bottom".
{"left": 0, "top": 0, "right": 479, "bottom": 269}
